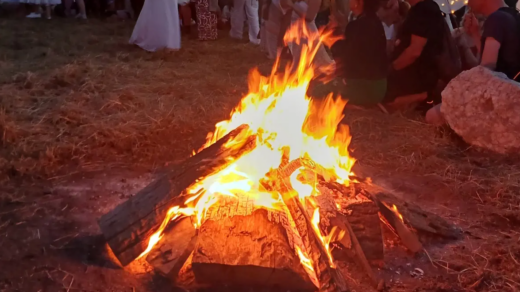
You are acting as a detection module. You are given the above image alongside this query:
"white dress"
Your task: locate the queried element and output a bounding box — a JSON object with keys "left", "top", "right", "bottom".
{"left": 129, "top": 0, "right": 181, "bottom": 52}
{"left": 18, "top": 0, "right": 60, "bottom": 4}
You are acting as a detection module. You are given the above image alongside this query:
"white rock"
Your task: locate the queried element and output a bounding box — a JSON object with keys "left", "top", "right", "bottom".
{"left": 441, "top": 66, "right": 520, "bottom": 154}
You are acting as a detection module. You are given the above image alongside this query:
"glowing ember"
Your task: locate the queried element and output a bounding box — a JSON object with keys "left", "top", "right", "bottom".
{"left": 138, "top": 20, "right": 355, "bottom": 283}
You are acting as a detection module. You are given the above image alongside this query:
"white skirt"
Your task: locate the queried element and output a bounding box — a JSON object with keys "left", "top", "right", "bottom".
{"left": 129, "top": 0, "right": 181, "bottom": 52}
{"left": 19, "top": 0, "right": 60, "bottom": 4}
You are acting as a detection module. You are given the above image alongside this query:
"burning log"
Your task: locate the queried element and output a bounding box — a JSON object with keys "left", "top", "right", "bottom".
{"left": 373, "top": 192, "right": 462, "bottom": 240}
{"left": 374, "top": 197, "right": 423, "bottom": 254}
{"left": 344, "top": 202, "right": 384, "bottom": 263}
{"left": 98, "top": 124, "right": 256, "bottom": 266}
{"left": 191, "top": 208, "right": 316, "bottom": 291}
{"left": 146, "top": 217, "right": 197, "bottom": 277}
{"left": 270, "top": 163, "right": 348, "bottom": 292}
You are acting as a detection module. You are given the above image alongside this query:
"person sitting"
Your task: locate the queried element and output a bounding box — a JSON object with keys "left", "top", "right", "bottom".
{"left": 462, "top": 0, "right": 520, "bottom": 81}
{"left": 425, "top": 0, "right": 520, "bottom": 125}
{"left": 384, "top": 0, "right": 445, "bottom": 109}
{"left": 331, "top": 0, "right": 388, "bottom": 107}
{"left": 377, "top": 0, "right": 399, "bottom": 55}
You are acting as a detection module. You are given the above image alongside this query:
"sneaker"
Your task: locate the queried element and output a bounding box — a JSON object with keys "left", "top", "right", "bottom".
{"left": 26, "top": 13, "right": 42, "bottom": 18}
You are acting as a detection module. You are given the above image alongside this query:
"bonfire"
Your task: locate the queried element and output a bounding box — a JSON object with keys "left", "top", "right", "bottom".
{"left": 98, "top": 20, "right": 461, "bottom": 291}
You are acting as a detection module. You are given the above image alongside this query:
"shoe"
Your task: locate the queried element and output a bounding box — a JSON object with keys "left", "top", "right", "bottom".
{"left": 26, "top": 13, "right": 42, "bottom": 18}
{"left": 75, "top": 13, "right": 87, "bottom": 19}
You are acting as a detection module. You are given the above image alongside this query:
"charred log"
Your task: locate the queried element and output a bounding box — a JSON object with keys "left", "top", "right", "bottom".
{"left": 98, "top": 125, "right": 256, "bottom": 266}
{"left": 373, "top": 192, "right": 462, "bottom": 240}
{"left": 344, "top": 202, "right": 384, "bottom": 263}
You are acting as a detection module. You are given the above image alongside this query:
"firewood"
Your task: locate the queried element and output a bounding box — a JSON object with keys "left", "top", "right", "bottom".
{"left": 145, "top": 217, "right": 197, "bottom": 277}
{"left": 354, "top": 180, "right": 461, "bottom": 239}
{"left": 333, "top": 212, "right": 380, "bottom": 288}
{"left": 317, "top": 182, "right": 383, "bottom": 288}
{"left": 373, "top": 197, "right": 423, "bottom": 254}
{"left": 98, "top": 124, "right": 256, "bottom": 266}
{"left": 344, "top": 202, "right": 384, "bottom": 263}
{"left": 372, "top": 192, "right": 462, "bottom": 239}
{"left": 191, "top": 209, "right": 316, "bottom": 291}
{"left": 274, "top": 175, "right": 348, "bottom": 292}
{"left": 173, "top": 252, "right": 208, "bottom": 291}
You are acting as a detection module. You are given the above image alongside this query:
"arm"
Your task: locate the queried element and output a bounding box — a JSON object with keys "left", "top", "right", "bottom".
{"left": 462, "top": 46, "right": 480, "bottom": 68}
{"left": 392, "top": 34, "right": 427, "bottom": 70}
{"left": 480, "top": 37, "right": 501, "bottom": 70}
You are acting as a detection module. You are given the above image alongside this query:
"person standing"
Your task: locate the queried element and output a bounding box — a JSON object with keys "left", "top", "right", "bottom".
{"left": 280, "top": 0, "right": 334, "bottom": 75}
{"left": 195, "top": 0, "right": 219, "bottom": 40}
{"left": 22, "top": 0, "right": 61, "bottom": 19}
{"left": 63, "top": 0, "right": 87, "bottom": 19}
{"left": 230, "top": 0, "right": 261, "bottom": 44}
{"left": 261, "top": 0, "right": 285, "bottom": 59}
{"left": 129, "top": 0, "right": 181, "bottom": 51}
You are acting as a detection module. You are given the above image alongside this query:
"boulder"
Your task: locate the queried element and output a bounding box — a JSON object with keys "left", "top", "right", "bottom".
{"left": 441, "top": 66, "right": 520, "bottom": 154}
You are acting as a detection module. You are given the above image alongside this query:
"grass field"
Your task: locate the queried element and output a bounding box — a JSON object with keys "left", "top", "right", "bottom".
{"left": 1, "top": 16, "right": 520, "bottom": 291}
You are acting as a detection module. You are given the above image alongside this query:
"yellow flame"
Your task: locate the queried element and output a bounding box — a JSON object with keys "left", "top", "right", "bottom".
{"left": 310, "top": 208, "right": 336, "bottom": 268}
{"left": 392, "top": 204, "right": 404, "bottom": 223}
{"left": 296, "top": 246, "right": 315, "bottom": 274}
{"left": 137, "top": 206, "right": 194, "bottom": 259}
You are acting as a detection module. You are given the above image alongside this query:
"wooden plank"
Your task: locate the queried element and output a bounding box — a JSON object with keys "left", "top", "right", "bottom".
{"left": 191, "top": 209, "right": 316, "bottom": 291}
{"left": 98, "top": 124, "right": 256, "bottom": 266}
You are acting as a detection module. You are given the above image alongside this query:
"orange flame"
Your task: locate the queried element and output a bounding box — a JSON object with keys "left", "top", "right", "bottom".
{"left": 137, "top": 20, "right": 354, "bottom": 283}
{"left": 311, "top": 208, "right": 336, "bottom": 268}
{"left": 296, "top": 246, "right": 316, "bottom": 274}
{"left": 392, "top": 204, "right": 404, "bottom": 223}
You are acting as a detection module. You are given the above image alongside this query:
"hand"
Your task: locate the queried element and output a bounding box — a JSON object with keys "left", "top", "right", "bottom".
{"left": 463, "top": 12, "right": 479, "bottom": 37}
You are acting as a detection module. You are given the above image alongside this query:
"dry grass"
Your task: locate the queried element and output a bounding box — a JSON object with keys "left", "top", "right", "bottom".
{"left": 1, "top": 16, "right": 520, "bottom": 291}
{"left": 0, "top": 17, "right": 271, "bottom": 179}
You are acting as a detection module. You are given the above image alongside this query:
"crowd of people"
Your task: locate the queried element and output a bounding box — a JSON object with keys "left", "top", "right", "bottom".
{"left": 2, "top": 0, "right": 519, "bottom": 115}
{"left": 128, "top": 0, "right": 520, "bottom": 114}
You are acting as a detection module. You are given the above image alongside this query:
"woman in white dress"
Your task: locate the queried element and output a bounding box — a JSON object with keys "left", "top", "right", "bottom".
{"left": 129, "top": 0, "right": 181, "bottom": 52}
{"left": 20, "top": 0, "right": 61, "bottom": 19}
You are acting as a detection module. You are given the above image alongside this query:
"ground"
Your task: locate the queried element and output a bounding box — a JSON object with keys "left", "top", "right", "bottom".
{"left": 0, "top": 16, "right": 520, "bottom": 292}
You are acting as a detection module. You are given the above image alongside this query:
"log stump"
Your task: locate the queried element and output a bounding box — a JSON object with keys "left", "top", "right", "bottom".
{"left": 192, "top": 209, "right": 316, "bottom": 291}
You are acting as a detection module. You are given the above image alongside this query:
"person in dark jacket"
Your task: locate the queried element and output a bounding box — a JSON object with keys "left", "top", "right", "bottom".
{"left": 331, "top": 0, "right": 388, "bottom": 107}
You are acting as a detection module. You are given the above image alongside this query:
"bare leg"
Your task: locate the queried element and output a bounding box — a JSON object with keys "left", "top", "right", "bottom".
{"left": 180, "top": 4, "right": 192, "bottom": 33}
{"left": 76, "top": 0, "right": 87, "bottom": 18}
{"left": 45, "top": 5, "right": 51, "bottom": 19}
{"left": 64, "top": 0, "right": 73, "bottom": 16}
{"left": 386, "top": 92, "right": 428, "bottom": 111}
{"left": 425, "top": 103, "right": 445, "bottom": 125}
